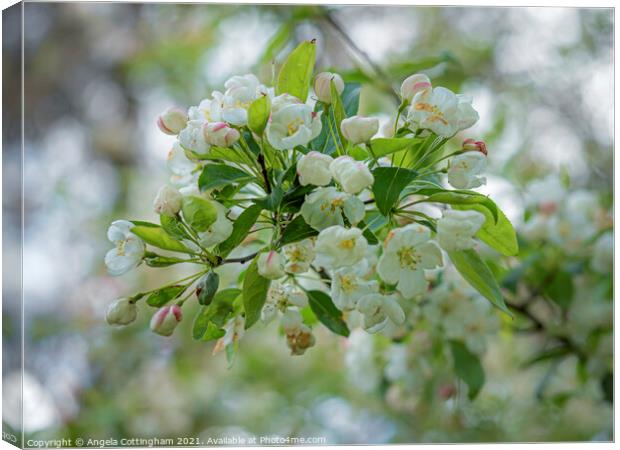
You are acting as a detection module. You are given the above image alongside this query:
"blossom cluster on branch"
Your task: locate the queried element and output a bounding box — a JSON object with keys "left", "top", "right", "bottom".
{"left": 103, "top": 40, "right": 519, "bottom": 395}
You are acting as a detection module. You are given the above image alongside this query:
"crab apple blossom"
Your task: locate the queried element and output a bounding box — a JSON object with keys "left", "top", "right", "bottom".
{"left": 179, "top": 120, "right": 210, "bottom": 154}
{"left": 357, "top": 293, "right": 406, "bottom": 333}
{"left": 188, "top": 96, "right": 223, "bottom": 122}
{"left": 462, "top": 138, "right": 487, "bottom": 155}
{"left": 281, "top": 309, "right": 315, "bottom": 356}
{"left": 329, "top": 156, "right": 374, "bottom": 194}
{"left": 266, "top": 103, "right": 322, "bottom": 150}
{"left": 447, "top": 151, "right": 487, "bottom": 189}
{"left": 257, "top": 250, "right": 285, "bottom": 279}
{"left": 377, "top": 224, "right": 443, "bottom": 299}
{"left": 105, "top": 220, "right": 145, "bottom": 276}
{"left": 106, "top": 298, "right": 138, "bottom": 326}
{"left": 167, "top": 141, "right": 198, "bottom": 177}
{"left": 300, "top": 187, "right": 365, "bottom": 230}
{"left": 218, "top": 74, "right": 271, "bottom": 126}
{"left": 153, "top": 185, "right": 183, "bottom": 216}
{"left": 314, "top": 71, "right": 345, "bottom": 104}
{"left": 315, "top": 225, "right": 368, "bottom": 269}
{"left": 157, "top": 107, "right": 188, "bottom": 135}
{"left": 400, "top": 73, "right": 432, "bottom": 103}
{"left": 261, "top": 282, "right": 309, "bottom": 324}
{"left": 282, "top": 239, "right": 315, "bottom": 274}
{"left": 204, "top": 122, "right": 240, "bottom": 147}
{"left": 297, "top": 151, "right": 333, "bottom": 186}
{"left": 331, "top": 266, "right": 379, "bottom": 310}
{"left": 437, "top": 209, "right": 486, "bottom": 252}
{"left": 197, "top": 201, "right": 233, "bottom": 247}
{"left": 150, "top": 305, "right": 183, "bottom": 337}
{"left": 340, "top": 115, "right": 379, "bottom": 145}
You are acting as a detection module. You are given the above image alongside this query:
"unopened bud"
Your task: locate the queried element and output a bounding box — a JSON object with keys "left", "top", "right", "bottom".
{"left": 157, "top": 107, "right": 188, "bottom": 135}
{"left": 153, "top": 185, "right": 183, "bottom": 216}
{"left": 204, "top": 122, "right": 240, "bottom": 147}
{"left": 400, "top": 73, "right": 432, "bottom": 103}
{"left": 314, "top": 72, "right": 345, "bottom": 104}
{"left": 150, "top": 305, "right": 183, "bottom": 336}
{"left": 106, "top": 298, "right": 138, "bottom": 326}
{"left": 462, "top": 138, "right": 487, "bottom": 155}
{"left": 340, "top": 115, "right": 379, "bottom": 145}
{"left": 257, "top": 251, "right": 285, "bottom": 280}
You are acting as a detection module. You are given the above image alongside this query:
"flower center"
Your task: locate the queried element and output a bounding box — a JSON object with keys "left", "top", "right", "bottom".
{"left": 116, "top": 239, "right": 128, "bottom": 256}
{"left": 338, "top": 274, "right": 357, "bottom": 293}
{"left": 397, "top": 246, "right": 421, "bottom": 269}
{"left": 339, "top": 238, "right": 356, "bottom": 250}
{"left": 415, "top": 102, "right": 448, "bottom": 125}
{"left": 286, "top": 118, "right": 304, "bottom": 136}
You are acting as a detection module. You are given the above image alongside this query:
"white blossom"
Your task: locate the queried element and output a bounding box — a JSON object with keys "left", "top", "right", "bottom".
{"left": 257, "top": 250, "right": 285, "bottom": 280}
{"left": 400, "top": 73, "right": 432, "bottom": 103}
{"left": 314, "top": 225, "right": 368, "bottom": 269}
{"left": 106, "top": 298, "right": 138, "bottom": 326}
{"left": 157, "top": 107, "right": 188, "bottom": 135}
{"left": 204, "top": 122, "right": 240, "bottom": 147}
{"left": 331, "top": 266, "right": 379, "bottom": 310}
{"left": 329, "top": 156, "right": 374, "bottom": 194}
{"left": 297, "top": 151, "right": 333, "bottom": 186}
{"left": 447, "top": 151, "right": 487, "bottom": 189}
{"left": 357, "top": 293, "right": 405, "bottom": 333}
{"left": 105, "top": 220, "right": 145, "bottom": 276}
{"left": 437, "top": 209, "right": 486, "bottom": 251}
{"left": 282, "top": 239, "right": 315, "bottom": 274}
{"left": 300, "top": 187, "right": 365, "bottom": 231}
{"left": 377, "top": 224, "right": 442, "bottom": 298}
{"left": 281, "top": 309, "right": 315, "bottom": 355}
{"left": 266, "top": 103, "right": 322, "bottom": 150}
{"left": 340, "top": 115, "right": 379, "bottom": 144}
{"left": 178, "top": 120, "right": 210, "bottom": 154}
{"left": 153, "top": 185, "right": 183, "bottom": 216}
{"left": 218, "top": 74, "right": 271, "bottom": 126}
{"left": 314, "top": 72, "right": 344, "bottom": 104}
{"left": 197, "top": 201, "right": 233, "bottom": 247}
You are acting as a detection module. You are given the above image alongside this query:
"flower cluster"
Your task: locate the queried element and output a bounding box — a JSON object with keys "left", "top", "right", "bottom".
{"left": 104, "top": 41, "right": 515, "bottom": 371}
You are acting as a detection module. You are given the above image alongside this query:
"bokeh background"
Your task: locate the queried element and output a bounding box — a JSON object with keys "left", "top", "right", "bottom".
{"left": 2, "top": 3, "right": 613, "bottom": 444}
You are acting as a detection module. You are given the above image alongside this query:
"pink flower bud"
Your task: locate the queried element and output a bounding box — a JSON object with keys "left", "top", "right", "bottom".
{"left": 462, "top": 138, "right": 487, "bottom": 155}
{"left": 204, "top": 122, "right": 240, "bottom": 147}
{"left": 257, "top": 250, "right": 285, "bottom": 280}
{"left": 157, "top": 107, "right": 188, "bottom": 135}
{"left": 314, "top": 72, "right": 345, "bottom": 104}
{"left": 400, "top": 73, "right": 432, "bottom": 103}
{"left": 150, "top": 305, "right": 183, "bottom": 336}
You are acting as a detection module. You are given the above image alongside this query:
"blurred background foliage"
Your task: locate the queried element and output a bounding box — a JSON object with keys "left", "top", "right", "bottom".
{"left": 2, "top": 3, "right": 613, "bottom": 444}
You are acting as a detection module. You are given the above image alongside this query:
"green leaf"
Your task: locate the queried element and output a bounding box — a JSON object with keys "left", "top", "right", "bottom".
{"left": 329, "top": 79, "right": 348, "bottom": 149}
{"left": 131, "top": 225, "right": 191, "bottom": 253}
{"left": 341, "top": 82, "right": 361, "bottom": 117}
{"left": 196, "top": 272, "right": 219, "bottom": 306}
{"left": 192, "top": 288, "right": 240, "bottom": 341}
{"left": 453, "top": 203, "right": 517, "bottom": 255}
{"left": 279, "top": 215, "right": 318, "bottom": 246}
{"left": 369, "top": 137, "right": 418, "bottom": 158}
{"left": 160, "top": 214, "right": 190, "bottom": 240}
{"left": 307, "top": 290, "right": 350, "bottom": 337}
{"left": 450, "top": 340, "right": 485, "bottom": 400}
{"left": 248, "top": 94, "right": 271, "bottom": 135}
{"left": 543, "top": 270, "right": 574, "bottom": 309}
{"left": 371, "top": 167, "right": 417, "bottom": 216}
{"left": 254, "top": 185, "right": 283, "bottom": 212}
{"left": 204, "top": 147, "right": 248, "bottom": 165}
{"left": 198, "top": 164, "right": 254, "bottom": 192}
{"left": 522, "top": 345, "right": 571, "bottom": 367}
{"left": 448, "top": 249, "right": 511, "bottom": 316}
{"left": 181, "top": 196, "right": 218, "bottom": 232}
{"left": 420, "top": 190, "right": 498, "bottom": 223}
{"left": 144, "top": 254, "right": 190, "bottom": 267}
{"left": 358, "top": 221, "right": 379, "bottom": 245}
{"left": 216, "top": 204, "right": 263, "bottom": 257}
{"left": 146, "top": 285, "right": 186, "bottom": 307}
{"left": 242, "top": 258, "right": 271, "bottom": 329}
{"left": 276, "top": 39, "right": 316, "bottom": 102}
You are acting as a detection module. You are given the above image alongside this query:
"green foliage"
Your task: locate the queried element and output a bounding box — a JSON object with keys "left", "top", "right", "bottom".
{"left": 248, "top": 94, "right": 271, "bottom": 135}
{"left": 160, "top": 214, "right": 191, "bottom": 240}
{"left": 329, "top": 79, "right": 348, "bottom": 149}
{"left": 216, "top": 205, "right": 263, "bottom": 257}
{"left": 370, "top": 137, "right": 419, "bottom": 158}
{"left": 181, "top": 196, "right": 218, "bottom": 232}
{"left": 197, "top": 272, "right": 219, "bottom": 306}
{"left": 448, "top": 249, "right": 511, "bottom": 316}
{"left": 242, "top": 257, "right": 271, "bottom": 329}
{"left": 450, "top": 340, "right": 485, "bottom": 400}
{"left": 307, "top": 290, "right": 350, "bottom": 337}
{"left": 198, "top": 164, "right": 255, "bottom": 192}
{"left": 192, "top": 289, "right": 240, "bottom": 341}
{"left": 145, "top": 285, "right": 186, "bottom": 307}
{"left": 279, "top": 215, "right": 318, "bottom": 246}
{"left": 131, "top": 224, "right": 191, "bottom": 253}
{"left": 371, "top": 167, "right": 417, "bottom": 216}
{"left": 454, "top": 204, "right": 518, "bottom": 256}
{"left": 276, "top": 39, "right": 316, "bottom": 101}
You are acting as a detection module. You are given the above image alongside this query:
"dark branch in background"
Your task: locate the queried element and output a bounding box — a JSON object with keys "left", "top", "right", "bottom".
{"left": 224, "top": 252, "right": 259, "bottom": 264}
{"left": 321, "top": 11, "right": 401, "bottom": 104}
{"left": 257, "top": 153, "right": 272, "bottom": 194}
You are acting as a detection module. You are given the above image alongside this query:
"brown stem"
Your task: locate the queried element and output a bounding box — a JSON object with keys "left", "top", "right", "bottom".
{"left": 223, "top": 252, "right": 259, "bottom": 264}
{"left": 257, "top": 153, "right": 272, "bottom": 194}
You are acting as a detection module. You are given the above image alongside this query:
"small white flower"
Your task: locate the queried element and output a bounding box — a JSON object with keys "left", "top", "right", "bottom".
{"left": 437, "top": 209, "right": 486, "bottom": 252}
{"left": 167, "top": 141, "right": 198, "bottom": 177}
{"left": 266, "top": 103, "right": 322, "bottom": 150}
{"left": 447, "top": 152, "right": 487, "bottom": 189}
{"left": 157, "top": 107, "right": 188, "bottom": 135}
{"left": 178, "top": 120, "right": 210, "bottom": 154}
{"left": 330, "top": 156, "right": 374, "bottom": 194}
{"left": 150, "top": 305, "right": 183, "bottom": 337}
{"left": 153, "top": 185, "right": 183, "bottom": 216}
{"left": 257, "top": 250, "right": 285, "bottom": 279}
{"left": 204, "top": 122, "right": 240, "bottom": 147}
{"left": 106, "top": 298, "right": 138, "bottom": 326}
{"left": 340, "top": 116, "right": 379, "bottom": 145}
{"left": 331, "top": 266, "right": 379, "bottom": 310}
{"left": 377, "top": 224, "right": 443, "bottom": 299}
{"left": 219, "top": 74, "right": 271, "bottom": 126}
{"left": 455, "top": 94, "right": 479, "bottom": 131}
{"left": 314, "top": 72, "right": 345, "bottom": 104}
{"left": 400, "top": 73, "right": 432, "bottom": 103}
{"left": 270, "top": 93, "right": 302, "bottom": 114}
{"left": 262, "top": 282, "right": 309, "bottom": 323}
{"left": 297, "top": 151, "right": 333, "bottom": 186}
{"left": 198, "top": 201, "right": 233, "bottom": 247}
{"left": 314, "top": 226, "right": 368, "bottom": 269}
{"left": 357, "top": 293, "right": 405, "bottom": 333}
{"left": 105, "top": 220, "right": 145, "bottom": 276}
{"left": 188, "top": 95, "right": 223, "bottom": 122}
{"left": 280, "top": 309, "right": 315, "bottom": 355}
{"left": 408, "top": 86, "right": 459, "bottom": 137}
{"left": 300, "top": 187, "right": 365, "bottom": 231}
{"left": 282, "top": 239, "right": 315, "bottom": 274}
{"left": 591, "top": 232, "right": 613, "bottom": 274}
